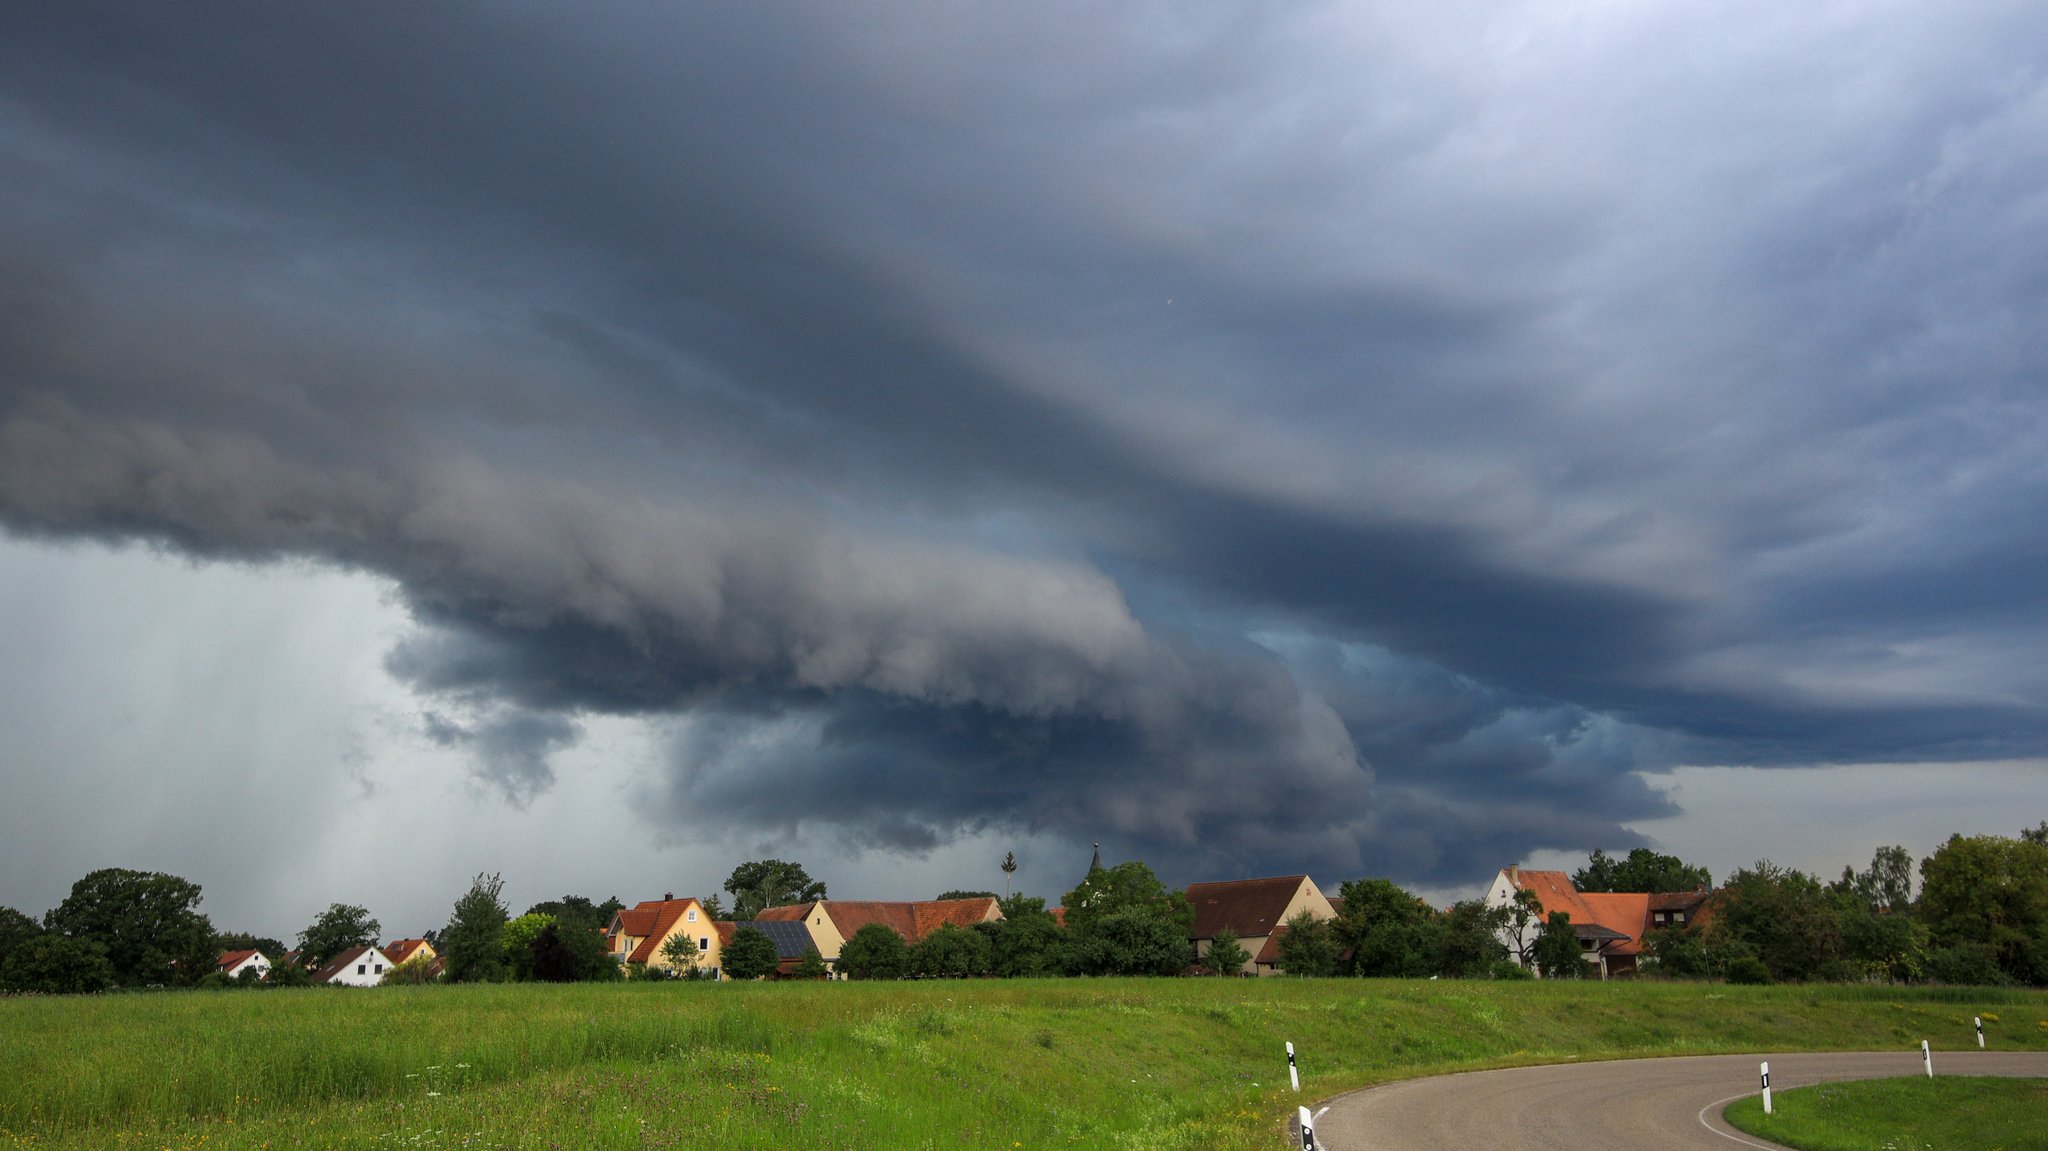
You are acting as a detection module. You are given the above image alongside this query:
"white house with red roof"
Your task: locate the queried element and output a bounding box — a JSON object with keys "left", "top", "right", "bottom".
{"left": 311, "top": 944, "right": 397, "bottom": 987}
{"left": 1485, "top": 866, "right": 1713, "bottom": 978}
{"left": 216, "top": 949, "right": 271, "bottom": 980}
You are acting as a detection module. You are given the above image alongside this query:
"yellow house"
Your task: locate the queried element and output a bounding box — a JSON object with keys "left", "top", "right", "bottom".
{"left": 1185, "top": 875, "right": 1336, "bottom": 975}
{"left": 384, "top": 938, "right": 437, "bottom": 967}
{"left": 606, "top": 896, "right": 725, "bottom": 977}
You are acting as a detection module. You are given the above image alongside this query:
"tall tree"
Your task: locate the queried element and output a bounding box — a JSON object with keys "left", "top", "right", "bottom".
{"left": 1, "top": 933, "right": 116, "bottom": 994}
{"left": 213, "top": 930, "right": 286, "bottom": 958}
{"left": 981, "top": 896, "right": 1067, "bottom": 977}
{"left": 1437, "top": 899, "right": 1511, "bottom": 977}
{"left": 523, "top": 895, "right": 623, "bottom": 933}
{"left": 501, "top": 912, "right": 555, "bottom": 980}
{"left": 1059, "top": 860, "right": 1192, "bottom": 933}
{"left": 1274, "top": 910, "right": 1339, "bottom": 977}
{"left": 1917, "top": 833, "right": 2048, "bottom": 986}
{"left": 1532, "top": 912, "right": 1589, "bottom": 978}
{"left": 0, "top": 906, "right": 42, "bottom": 971}
{"left": 296, "top": 903, "right": 380, "bottom": 969}
{"left": 1707, "top": 861, "right": 1843, "bottom": 983}
{"left": 722, "top": 926, "right": 781, "bottom": 980}
{"left": 836, "top": 923, "right": 911, "bottom": 980}
{"left": 43, "top": 868, "right": 214, "bottom": 987}
{"left": 1001, "top": 851, "right": 1018, "bottom": 899}
{"left": 1574, "top": 848, "right": 1712, "bottom": 893}
{"left": 1331, "top": 877, "right": 1442, "bottom": 977}
{"left": 441, "top": 872, "right": 509, "bottom": 983}
{"left": 723, "top": 860, "right": 827, "bottom": 920}
{"left": 1065, "top": 908, "right": 1192, "bottom": 976}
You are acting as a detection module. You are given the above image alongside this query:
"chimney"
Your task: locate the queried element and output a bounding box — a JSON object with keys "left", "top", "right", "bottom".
{"left": 664, "top": 892, "right": 673, "bottom": 901}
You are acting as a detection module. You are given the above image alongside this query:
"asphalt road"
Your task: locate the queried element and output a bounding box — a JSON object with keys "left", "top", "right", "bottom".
{"left": 1305, "top": 1050, "right": 2048, "bottom": 1150}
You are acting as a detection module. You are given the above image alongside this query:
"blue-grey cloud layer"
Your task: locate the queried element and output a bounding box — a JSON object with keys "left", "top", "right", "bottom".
{"left": 3, "top": 1, "right": 2045, "bottom": 886}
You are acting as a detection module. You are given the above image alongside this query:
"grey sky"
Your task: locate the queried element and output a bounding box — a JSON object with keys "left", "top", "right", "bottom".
{"left": 2, "top": 2, "right": 2045, "bottom": 937}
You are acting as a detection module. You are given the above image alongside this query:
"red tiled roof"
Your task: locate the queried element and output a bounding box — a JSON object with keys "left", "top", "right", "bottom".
{"left": 754, "top": 903, "right": 814, "bottom": 922}
{"left": 1254, "top": 926, "right": 1289, "bottom": 965}
{"left": 1504, "top": 869, "right": 1717, "bottom": 956}
{"left": 623, "top": 898, "right": 702, "bottom": 964}
{"left": 913, "top": 897, "right": 1000, "bottom": 938}
{"left": 822, "top": 901, "right": 920, "bottom": 941}
{"left": 1186, "top": 875, "right": 1311, "bottom": 940}
{"left": 217, "top": 949, "right": 261, "bottom": 971}
{"left": 384, "top": 939, "right": 432, "bottom": 966}
{"left": 613, "top": 908, "right": 660, "bottom": 937}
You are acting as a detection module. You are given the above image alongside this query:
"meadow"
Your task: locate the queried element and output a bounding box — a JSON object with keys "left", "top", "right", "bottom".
{"left": 1724, "top": 1074, "right": 2048, "bottom": 1150}
{"left": 5, "top": 979, "right": 2048, "bottom": 1151}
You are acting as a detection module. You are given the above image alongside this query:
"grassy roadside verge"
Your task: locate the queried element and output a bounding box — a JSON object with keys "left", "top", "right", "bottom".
{"left": 1724, "top": 1076, "right": 2048, "bottom": 1150}
{"left": 5, "top": 980, "right": 2047, "bottom": 1151}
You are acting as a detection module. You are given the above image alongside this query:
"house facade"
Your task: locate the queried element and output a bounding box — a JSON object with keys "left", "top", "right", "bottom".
{"left": 312, "top": 944, "right": 396, "bottom": 987}
{"left": 1484, "top": 866, "right": 1713, "bottom": 978}
{"left": 216, "top": 949, "right": 271, "bottom": 980}
{"left": 606, "top": 896, "right": 726, "bottom": 978}
{"left": 1185, "top": 875, "right": 1337, "bottom": 975}
{"left": 757, "top": 897, "right": 1002, "bottom": 973}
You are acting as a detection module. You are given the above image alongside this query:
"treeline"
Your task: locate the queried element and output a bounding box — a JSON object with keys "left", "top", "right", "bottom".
{"left": 1646, "top": 825, "right": 2048, "bottom": 986}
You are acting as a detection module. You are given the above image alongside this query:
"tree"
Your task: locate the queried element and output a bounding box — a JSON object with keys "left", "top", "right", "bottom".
{"left": 381, "top": 955, "right": 439, "bottom": 985}
{"left": 1275, "top": 911, "right": 1339, "bottom": 977}
{"left": 1916, "top": 833, "right": 2048, "bottom": 985}
{"left": 296, "top": 903, "right": 381, "bottom": 970}
{"left": 1001, "top": 851, "right": 1019, "bottom": 899}
{"left": 441, "top": 872, "right": 509, "bottom": 983}
{"left": 213, "top": 930, "right": 286, "bottom": 958}
{"left": 791, "top": 948, "right": 829, "bottom": 980}
{"left": 699, "top": 893, "right": 729, "bottom": 921}
{"left": 1833, "top": 845, "right": 1914, "bottom": 914}
{"left": 658, "top": 931, "right": 700, "bottom": 978}
{"left": 43, "top": 868, "right": 215, "bottom": 987}
{"left": 528, "top": 923, "right": 583, "bottom": 983}
{"left": 1498, "top": 888, "right": 1546, "bottom": 967}
{"left": 1574, "top": 848, "right": 1711, "bottom": 894}
{"left": 501, "top": 913, "right": 555, "bottom": 981}
{"left": 836, "top": 923, "right": 910, "bottom": 980}
{"left": 981, "top": 897, "right": 1067, "bottom": 977}
{"left": 723, "top": 860, "right": 827, "bottom": 920}
{"left": 1532, "top": 912, "right": 1589, "bottom": 979}
{"left": 1202, "top": 929, "right": 1250, "bottom": 976}
{"left": 0, "top": 933, "right": 116, "bottom": 994}
{"left": 1707, "top": 861, "right": 1844, "bottom": 983}
{"left": 724, "top": 921, "right": 778, "bottom": 974}
{"left": 935, "top": 891, "right": 998, "bottom": 901}
{"left": 523, "top": 895, "right": 623, "bottom": 934}
{"left": 1331, "top": 878, "right": 1442, "bottom": 977}
{"left": 1436, "top": 899, "right": 1510, "bottom": 977}
{"left": 1059, "top": 860, "right": 1192, "bottom": 934}
{"left": 0, "top": 906, "right": 42, "bottom": 971}
{"left": 911, "top": 923, "right": 992, "bottom": 978}
{"left": 1066, "top": 908, "right": 1191, "bottom": 976}
{"left": 2022, "top": 822, "right": 2048, "bottom": 847}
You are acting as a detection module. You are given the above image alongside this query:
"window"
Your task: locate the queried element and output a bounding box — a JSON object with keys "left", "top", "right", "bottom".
{"left": 687, "top": 909, "right": 698, "bottom": 922}
{"left": 700, "top": 937, "right": 710, "bottom": 951}
{"left": 1673, "top": 911, "right": 1687, "bottom": 924}
{"left": 375, "top": 964, "right": 385, "bottom": 974}
{"left": 357, "top": 964, "right": 366, "bottom": 975}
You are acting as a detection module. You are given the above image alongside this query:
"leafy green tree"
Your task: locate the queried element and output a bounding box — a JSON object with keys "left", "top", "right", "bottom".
{"left": 43, "top": 868, "right": 215, "bottom": 987}
{"left": 1833, "top": 895, "right": 1930, "bottom": 983}
{"left": 1436, "top": 899, "right": 1510, "bottom": 977}
{"left": 1060, "top": 860, "right": 1192, "bottom": 933}
{"left": 1532, "top": 912, "right": 1590, "bottom": 979}
{"left": 1332, "top": 878, "right": 1442, "bottom": 977}
{"left": 522, "top": 895, "right": 623, "bottom": 934}
{"left": 836, "top": 923, "right": 911, "bottom": 980}
{"left": 0, "top": 933, "right": 116, "bottom": 994}
{"left": 1916, "top": 833, "right": 2048, "bottom": 985}
{"left": 1574, "top": 848, "right": 1712, "bottom": 894}
{"left": 911, "top": 922, "right": 992, "bottom": 978}
{"left": 699, "top": 893, "right": 729, "bottom": 921}
{"left": 266, "top": 958, "right": 315, "bottom": 987}
{"left": 296, "top": 903, "right": 381, "bottom": 970}
{"left": 1498, "top": 888, "right": 1546, "bottom": 967}
{"left": 935, "top": 891, "right": 998, "bottom": 901}
{"left": 658, "top": 931, "right": 700, "bottom": 977}
{"left": 980, "top": 897, "right": 1067, "bottom": 977}
{"left": 1201, "top": 929, "right": 1250, "bottom": 976}
{"left": 2022, "top": 822, "right": 2048, "bottom": 847}
{"left": 1833, "top": 845, "right": 1915, "bottom": 914}
{"left": 527, "top": 923, "right": 582, "bottom": 983}
{"left": 724, "top": 860, "right": 827, "bottom": 920}
{"left": 791, "top": 948, "right": 830, "bottom": 979}
{"left": 441, "top": 872, "right": 509, "bottom": 983}
{"left": 380, "top": 955, "right": 439, "bottom": 985}
{"left": 501, "top": 912, "right": 555, "bottom": 980}
{"left": 1066, "top": 908, "right": 1192, "bottom": 976}
{"left": 213, "top": 930, "right": 286, "bottom": 958}
{"left": 721, "top": 927, "right": 778, "bottom": 980}
{"left": 0, "top": 906, "right": 42, "bottom": 971}
{"left": 1707, "top": 861, "right": 1844, "bottom": 983}
{"left": 1274, "top": 911, "right": 1339, "bottom": 977}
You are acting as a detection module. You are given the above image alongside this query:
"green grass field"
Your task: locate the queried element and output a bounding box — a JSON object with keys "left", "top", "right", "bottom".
{"left": 5, "top": 980, "right": 2047, "bottom": 1151}
{"left": 1725, "top": 1075, "right": 2048, "bottom": 1150}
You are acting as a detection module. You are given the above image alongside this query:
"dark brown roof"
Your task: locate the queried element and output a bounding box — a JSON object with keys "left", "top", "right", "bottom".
{"left": 217, "top": 949, "right": 261, "bottom": 971}
{"left": 311, "top": 945, "right": 383, "bottom": 984}
{"left": 1186, "top": 875, "right": 1311, "bottom": 940}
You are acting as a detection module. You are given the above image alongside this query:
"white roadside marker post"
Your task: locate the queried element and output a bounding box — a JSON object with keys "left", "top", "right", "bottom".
{"left": 1297, "top": 1104, "right": 1317, "bottom": 1150}
{"left": 1922, "top": 1039, "right": 1934, "bottom": 1078}
{"left": 1760, "top": 1061, "right": 1772, "bottom": 1116}
{"left": 1287, "top": 1041, "right": 1300, "bottom": 1092}
{"left": 1976, "top": 1016, "right": 1985, "bottom": 1049}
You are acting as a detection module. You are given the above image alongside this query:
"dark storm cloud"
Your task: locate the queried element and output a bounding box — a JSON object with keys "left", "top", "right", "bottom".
{"left": 4, "top": 1, "right": 2048, "bottom": 887}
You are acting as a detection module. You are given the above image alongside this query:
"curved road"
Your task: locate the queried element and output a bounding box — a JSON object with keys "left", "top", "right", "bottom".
{"left": 1307, "top": 1050, "right": 2048, "bottom": 1150}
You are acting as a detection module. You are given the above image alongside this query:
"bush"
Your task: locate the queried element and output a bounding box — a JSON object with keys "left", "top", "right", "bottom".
{"left": 1725, "top": 955, "right": 1773, "bottom": 985}
{"left": 722, "top": 926, "right": 780, "bottom": 981}
{"left": 0, "top": 934, "right": 116, "bottom": 995}
{"left": 837, "top": 923, "right": 911, "bottom": 980}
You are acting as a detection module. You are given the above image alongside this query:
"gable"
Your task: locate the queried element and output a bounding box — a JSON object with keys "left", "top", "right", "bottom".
{"left": 1186, "top": 875, "right": 1318, "bottom": 940}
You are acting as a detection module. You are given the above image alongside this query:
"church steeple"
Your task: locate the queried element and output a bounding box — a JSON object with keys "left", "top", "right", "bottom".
{"left": 1089, "top": 842, "right": 1101, "bottom": 873}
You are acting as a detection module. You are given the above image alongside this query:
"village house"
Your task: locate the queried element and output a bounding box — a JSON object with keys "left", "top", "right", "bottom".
{"left": 311, "top": 944, "right": 397, "bottom": 987}
{"left": 1185, "top": 875, "right": 1337, "bottom": 976}
{"left": 606, "top": 895, "right": 726, "bottom": 978}
{"left": 215, "top": 949, "right": 271, "bottom": 980}
{"left": 1484, "top": 866, "right": 1714, "bottom": 978}
{"left": 756, "top": 897, "right": 1003, "bottom": 974}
